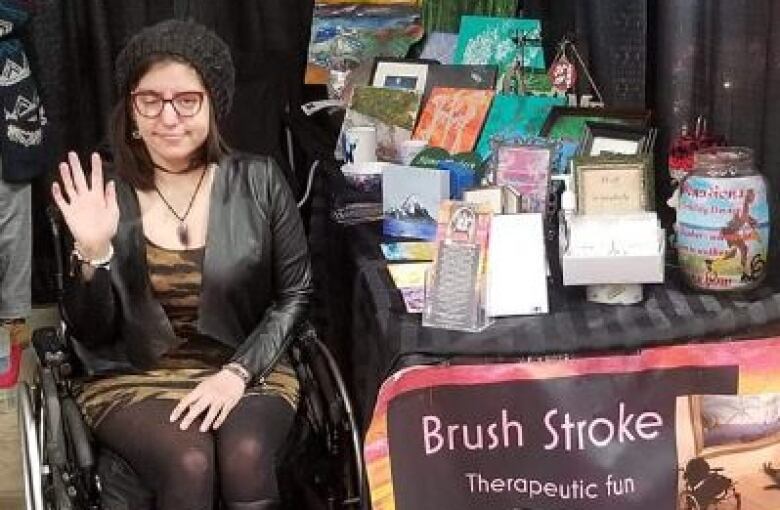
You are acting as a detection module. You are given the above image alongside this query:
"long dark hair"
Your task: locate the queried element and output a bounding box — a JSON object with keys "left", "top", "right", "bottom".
{"left": 109, "top": 53, "right": 229, "bottom": 190}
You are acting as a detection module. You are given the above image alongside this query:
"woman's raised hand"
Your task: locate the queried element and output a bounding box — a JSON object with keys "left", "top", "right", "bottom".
{"left": 52, "top": 152, "right": 119, "bottom": 259}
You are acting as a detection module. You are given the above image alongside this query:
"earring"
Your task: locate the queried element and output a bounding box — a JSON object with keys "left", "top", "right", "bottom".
{"left": 131, "top": 129, "right": 141, "bottom": 140}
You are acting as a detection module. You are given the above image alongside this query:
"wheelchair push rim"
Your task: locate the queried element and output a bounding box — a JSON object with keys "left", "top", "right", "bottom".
{"left": 18, "top": 381, "right": 45, "bottom": 510}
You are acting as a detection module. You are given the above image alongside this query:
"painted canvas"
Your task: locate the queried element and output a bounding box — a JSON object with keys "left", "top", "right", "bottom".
{"left": 412, "top": 87, "right": 494, "bottom": 154}
{"left": 383, "top": 164, "right": 450, "bottom": 240}
{"left": 454, "top": 16, "right": 545, "bottom": 90}
{"left": 475, "top": 94, "right": 565, "bottom": 158}
{"left": 309, "top": 5, "right": 423, "bottom": 69}
{"left": 494, "top": 144, "right": 552, "bottom": 213}
{"left": 419, "top": 32, "right": 458, "bottom": 64}
{"left": 423, "top": 64, "right": 497, "bottom": 104}
{"left": 387, "top": 262, "right": 430, "bottom": 313}
{"left": 381, "top": 241, "right": 435, "bottom": 261}
{"left": 343, "top": 86, "right": 422, "bottom": 162}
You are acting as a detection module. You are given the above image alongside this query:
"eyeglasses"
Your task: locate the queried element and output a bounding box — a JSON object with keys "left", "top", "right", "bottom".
{"left": 131, "top": 90, "right": 205, "bottom": 118}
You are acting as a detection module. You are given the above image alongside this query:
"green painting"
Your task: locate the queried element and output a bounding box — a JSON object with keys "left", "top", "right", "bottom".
{"left": 454, "top": 16, "right": 545, "bottom": 73}
{"left": 350, "top": 86, "right": 422, "bottom": 130}
{"left": 547, "top": 116, "right": 628, "bottom": 140}
{"left": 422, "top": 0, "right": 519, "bottom": 33}
{"left": 475, "top": 94, "right": 565, "bottom": 158}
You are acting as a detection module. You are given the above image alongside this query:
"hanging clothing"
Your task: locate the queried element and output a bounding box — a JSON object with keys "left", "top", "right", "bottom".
{"left": 0, "top": 0, "right": 46, "bottom": 182}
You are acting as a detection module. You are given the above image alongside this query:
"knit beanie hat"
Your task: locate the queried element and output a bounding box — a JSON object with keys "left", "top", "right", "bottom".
{"left": 115, "top": 19, "right": 235, "bottom": 119}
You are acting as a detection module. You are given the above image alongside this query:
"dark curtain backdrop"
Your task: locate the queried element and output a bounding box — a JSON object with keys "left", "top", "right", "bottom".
{"left": 655, "top": 0, "right": 780, "bottom": 197}
{"left": 26, "top": 0, "right": 313, "bottom": 178}
{"left": 26, "top": 0, "right": 314, "bottom": 303}
{"left": 523, "top": 0, "right": 648, "bottom": 108}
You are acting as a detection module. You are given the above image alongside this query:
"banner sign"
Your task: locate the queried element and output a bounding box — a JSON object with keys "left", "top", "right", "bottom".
{"left": 365, "top": 337, "right": 780, "bottom": 509}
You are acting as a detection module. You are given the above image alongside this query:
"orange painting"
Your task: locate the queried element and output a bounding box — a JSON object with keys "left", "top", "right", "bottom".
{"left": 412, "top": 87, "right": 495, "bottom": 154}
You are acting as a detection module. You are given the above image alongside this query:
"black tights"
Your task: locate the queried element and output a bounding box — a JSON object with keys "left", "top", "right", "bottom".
{"left": 95, "top": 395, "right": 294, "bottom": 509}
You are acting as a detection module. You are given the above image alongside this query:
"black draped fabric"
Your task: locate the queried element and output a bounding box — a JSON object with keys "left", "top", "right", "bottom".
{"left": 523, "top": 0, "right": 648, "bottom": 108}
{"left": 314, "top": 220, "right": 780, "bottom": 428}
{"left": 26, "top": 0, "right": 314, "bottom": 303}
{"left": 655, "top": 0, "right": 780, "bottom": 198}
{"left": 27, "top": 0, "right": 313, "bottom": 188}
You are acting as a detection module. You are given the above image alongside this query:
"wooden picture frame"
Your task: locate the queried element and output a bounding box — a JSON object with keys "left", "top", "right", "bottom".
{"left": 370, "top": 57, "right": 436, "bottom": 94}
{"left": 574, "top": 155, "right": 651, "bottom": 214}
{"left": 580, "top": 121, "right": 653, "bottom": 156}
{"left": 539, "top": 106, "right": 652, "bottom": 141}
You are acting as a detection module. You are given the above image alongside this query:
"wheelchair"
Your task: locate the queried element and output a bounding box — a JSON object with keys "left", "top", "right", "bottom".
{"left": 18, "top": 210, "right": 364, "bottom": 510}
{"left": 678, "top": 457, "right": 741, "bottom": 510}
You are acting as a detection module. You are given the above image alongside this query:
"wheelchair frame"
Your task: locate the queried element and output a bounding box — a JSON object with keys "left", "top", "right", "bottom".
{"left": 18, "top": 209, "right": 364, "bottom": 510}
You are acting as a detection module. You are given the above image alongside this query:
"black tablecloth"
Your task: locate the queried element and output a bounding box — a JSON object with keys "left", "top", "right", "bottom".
{"left": 309, "top": 205, "right": 780, "bottom": 428}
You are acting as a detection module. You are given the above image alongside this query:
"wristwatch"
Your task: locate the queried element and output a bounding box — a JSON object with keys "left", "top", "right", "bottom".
{"left": 72, "top": 242, "right": 114, "bottom": 269}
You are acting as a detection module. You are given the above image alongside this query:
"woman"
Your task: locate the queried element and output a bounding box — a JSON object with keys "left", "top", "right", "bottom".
{"left": 51, "top": 19, "right": 311, "bottom": 510}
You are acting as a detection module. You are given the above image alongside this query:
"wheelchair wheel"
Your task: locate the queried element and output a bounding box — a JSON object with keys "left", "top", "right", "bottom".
{"left": 19, "top": 381, "right": 44, "bottom": 510}
{"left": 281, "top": 332, "right": 364, "bottom": 509}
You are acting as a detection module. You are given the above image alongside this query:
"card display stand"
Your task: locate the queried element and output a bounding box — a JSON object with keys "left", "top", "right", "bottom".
{"left": 423, "top": 201, "right": 493, "bottom": 332}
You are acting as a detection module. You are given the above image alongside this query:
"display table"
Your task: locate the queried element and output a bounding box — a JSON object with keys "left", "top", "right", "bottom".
{"left": 309, "top": 213, "right": 780, "bottom": 429}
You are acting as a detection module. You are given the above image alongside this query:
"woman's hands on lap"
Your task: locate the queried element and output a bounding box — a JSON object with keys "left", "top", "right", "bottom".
{"left": 170, "top": 369, "right": 247, "bottom": 432}
{"left": 52, "top": 152, "right": 119, "bottom": 259}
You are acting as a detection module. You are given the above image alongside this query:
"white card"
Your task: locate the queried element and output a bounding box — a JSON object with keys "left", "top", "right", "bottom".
{"left": 486, "top": 214, "right": 548, "bottom": 316}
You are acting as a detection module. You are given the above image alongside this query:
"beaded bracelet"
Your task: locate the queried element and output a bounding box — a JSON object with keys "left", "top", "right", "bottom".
{"left": 72, "top": 242, "right": 114, "bottom": 269}
{"left": 222, "top": 361, "right": 252, "bottom": 385}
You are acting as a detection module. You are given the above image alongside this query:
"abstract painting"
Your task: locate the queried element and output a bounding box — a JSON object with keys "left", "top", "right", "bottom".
{"left": 475, "top": 94, "right": 565, "bottom": 158}
{"left": 412, "top": 87, "right": 494, "bottom": 154}
{"left": 454, "top": 16, "right": 544, "bottom": 89}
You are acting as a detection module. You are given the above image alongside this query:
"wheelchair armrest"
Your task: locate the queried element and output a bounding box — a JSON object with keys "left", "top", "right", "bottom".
{"left": 62, "top": 397, "right": 95, "bottom": 470}
{"left": 41, "top": 369, "right": 68, "bottom": 467}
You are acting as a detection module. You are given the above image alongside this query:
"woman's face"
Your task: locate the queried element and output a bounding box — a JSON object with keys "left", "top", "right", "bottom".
{"left": 131, "top": 60, "right": 210, "bottom": 171}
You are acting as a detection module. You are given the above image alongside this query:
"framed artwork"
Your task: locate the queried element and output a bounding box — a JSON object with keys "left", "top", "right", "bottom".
{"left": 540, "top": 106, "right": 652, "bottom": 141}
{"left": 574, "top": 156, "right": 651, "bottom": 214}
{"left": 412, "top": 87, "right": 494, "bottom": 154}
{"left": 370, "top": 57, "right": 435, "bottom": 94}
{"left": 493, "top": 142, "right": 552, "bottom": 214}
{"left": 581, "top": 121, "right": 654, "bottom": 156}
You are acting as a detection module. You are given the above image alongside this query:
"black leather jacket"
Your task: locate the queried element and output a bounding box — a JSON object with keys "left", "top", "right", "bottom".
{"left": 62, "top": 153, "right": 313, "bottom": 379}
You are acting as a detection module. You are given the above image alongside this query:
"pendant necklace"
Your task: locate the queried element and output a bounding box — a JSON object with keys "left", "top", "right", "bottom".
{"left": 153, "top": 166, "right": 208, "bottom": 246}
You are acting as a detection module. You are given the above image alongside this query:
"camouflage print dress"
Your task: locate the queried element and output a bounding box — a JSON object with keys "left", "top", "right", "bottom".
{"left": 76, "top": 240, "right": 299, "bottom": 428}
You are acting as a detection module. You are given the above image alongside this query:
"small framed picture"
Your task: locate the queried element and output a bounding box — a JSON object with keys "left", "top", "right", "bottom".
{"left": 539, "top": 106, "right": 651, "bottom": 141}
{"left": 580, "top": 121, "right": 656, "bottom": 157}
{"left": 493, "top": 142, "right": 553, "bottom": 214}
{"left": 575, "top": 156, "right": 650, "bottom": 214}
{"left": 370, "top": 57, "right": 435, "bottom": 94}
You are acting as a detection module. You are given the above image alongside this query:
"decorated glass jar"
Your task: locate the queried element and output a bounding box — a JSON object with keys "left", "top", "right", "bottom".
{"left": 676, "top": 147, "right": 771, "bottom": 291}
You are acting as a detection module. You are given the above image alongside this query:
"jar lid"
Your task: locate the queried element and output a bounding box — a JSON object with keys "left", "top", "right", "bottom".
{"left": 693, "top": 146, "right": 754, "bottom": 176}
